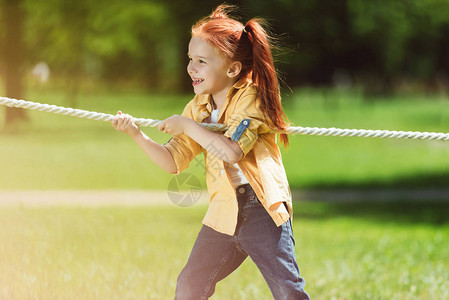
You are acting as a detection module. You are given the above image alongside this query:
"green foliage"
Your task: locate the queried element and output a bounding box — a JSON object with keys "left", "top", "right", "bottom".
{"left": 84, "top": 1, "right": 173, "bottom": 83}
{"left": 348, "top": 0, "right": 412, "bottom": 74}
{"left": 243, "top": 0, "right": 449, "bottom": 88}
{"left": 2, "top": 0, "right": 448, "bottom": 92}
{"left": 22, "top": 0, "right": 177, "bottom": 89}
{"left": 87, "top": 2, "right": 166, "bottom": 58}
{"left": 346, "top": 0, "right": 449, "bottom": 79}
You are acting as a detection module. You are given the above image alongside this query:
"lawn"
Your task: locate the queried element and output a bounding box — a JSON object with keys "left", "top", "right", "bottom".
{"left": 1, "top": 88, "right": 448, "bottom": 299}
{"left": 0, "top": 201, "right": 448, "bottom": 299}
{"left": 0, "top": 88, "right": 448, "bottom": 190}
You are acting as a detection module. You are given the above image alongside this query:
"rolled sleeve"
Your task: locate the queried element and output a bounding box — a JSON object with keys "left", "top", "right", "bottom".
{"left": 224, "top": 117, "right": 259, "bottom": 156}
{"left": 163, "top": 101, "right": 203, "bottom": 174}
{"left": 223, "top": 92, "right": 272, "bottom": 157}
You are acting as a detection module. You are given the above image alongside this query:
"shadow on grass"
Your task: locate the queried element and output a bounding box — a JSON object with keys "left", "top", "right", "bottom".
{"left": 293, "top": 200, "right": 449, "bottom": 226}
{"left": 302, "top": 171, "right": 449, "bottom": 190}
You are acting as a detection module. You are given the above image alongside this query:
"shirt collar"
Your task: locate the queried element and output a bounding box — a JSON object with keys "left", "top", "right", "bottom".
{"left": 196, "top": 77, "right": 251, "bottom": 111}
{"left": 232, "top": 77, "right": 251, "bottom": 90}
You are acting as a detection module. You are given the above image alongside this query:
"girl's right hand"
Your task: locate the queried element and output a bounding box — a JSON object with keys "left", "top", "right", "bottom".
{"left": 112, "top": 111, "right": 141, "bottom": 137}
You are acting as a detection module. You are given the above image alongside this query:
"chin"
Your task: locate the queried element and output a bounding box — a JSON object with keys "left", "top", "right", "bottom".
{"left": 193, "top": 88, "right": 209, "bottom": 95}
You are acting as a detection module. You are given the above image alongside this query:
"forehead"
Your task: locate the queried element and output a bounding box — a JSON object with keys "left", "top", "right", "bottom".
{"left": 188, "top": 36, "right": 221, "bottom": 59}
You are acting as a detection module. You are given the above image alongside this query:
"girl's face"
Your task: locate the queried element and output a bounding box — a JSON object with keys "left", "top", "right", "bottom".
{"left": 187, "top": 36, "right": 235, "bottom": 101}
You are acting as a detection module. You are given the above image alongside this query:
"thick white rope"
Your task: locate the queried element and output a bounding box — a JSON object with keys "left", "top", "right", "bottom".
{"left": 1, "top": 96, "right": 449, "bottom": 141}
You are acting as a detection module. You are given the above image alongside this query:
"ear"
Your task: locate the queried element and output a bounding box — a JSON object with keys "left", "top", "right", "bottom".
{"left": 227, "top": 61, "right": 242, "bottom": 78}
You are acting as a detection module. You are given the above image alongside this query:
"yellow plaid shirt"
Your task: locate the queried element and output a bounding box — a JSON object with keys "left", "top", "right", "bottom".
{"left": 164, "top": 78, "right": 292, "bottom": 236}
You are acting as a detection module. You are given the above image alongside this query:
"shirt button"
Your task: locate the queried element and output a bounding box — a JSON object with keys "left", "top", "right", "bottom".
{"left": 238, "top": 187, "right": 245, "bottom": 194}
{"left": 203, "top": 111, "right": 207, "bottom": 116}
{"left": 219, "top": 169, "right": 225, "bottom": 175}
{"left": 243, "top": 120, "right": 248, "bottom": 126}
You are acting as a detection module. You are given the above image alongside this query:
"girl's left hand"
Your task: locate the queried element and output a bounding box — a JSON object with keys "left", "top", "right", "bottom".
{"left": 158, "top": 114, "right": 194, "bottom": 136}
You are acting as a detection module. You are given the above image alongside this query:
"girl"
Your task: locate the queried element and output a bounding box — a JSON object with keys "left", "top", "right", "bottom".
{"left": 112, "top": 4, "right": 310, "bottom": 300}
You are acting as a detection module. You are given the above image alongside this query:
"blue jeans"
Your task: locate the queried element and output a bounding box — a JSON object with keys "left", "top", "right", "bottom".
{"left": 175, "top": 183, "right": 310, "bottom": 300}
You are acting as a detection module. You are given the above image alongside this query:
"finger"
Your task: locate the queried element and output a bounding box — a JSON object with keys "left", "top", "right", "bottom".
{"left": 120, "top": 116, "right": 130, "bottom": 129}
{"left": 158, "top": 121, "right": 165, "bottom": 131}
{"left": 114, "top": 111, "right": 123, "bottom": 125}
{"left": 124, "top": 116, "right": 132, "bottom": 128}
{"left": 125, "top": 114, "right": 134, "bottom": 125}
{"left": 112, "top": 116, "right": 120, "bottom": 128}
{"left": 116, "top": 116, "right": 126, "bottom": 129}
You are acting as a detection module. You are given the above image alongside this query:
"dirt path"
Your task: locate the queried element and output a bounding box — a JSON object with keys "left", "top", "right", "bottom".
{"left": 0, "top": 190, "right": 210, "bottom": 207}
{"left": 1, "top": 189, "right": 447, "bottom": 207}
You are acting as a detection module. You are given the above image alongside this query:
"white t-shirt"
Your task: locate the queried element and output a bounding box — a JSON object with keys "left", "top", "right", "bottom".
{"left": 210, "top": 108, "right": 249, "bottom": 187}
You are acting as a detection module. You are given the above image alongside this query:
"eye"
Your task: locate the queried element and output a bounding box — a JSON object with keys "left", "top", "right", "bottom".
{"left": 199, "top": 59, "right": 206, "bottom": 64}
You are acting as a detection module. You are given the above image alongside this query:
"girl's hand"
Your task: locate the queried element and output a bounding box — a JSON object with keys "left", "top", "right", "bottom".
{"left": 158, "top": 114, "right": 194, "bottom": 136}
{"left": 112, "top": 111, "right": 141, "bottom": 137}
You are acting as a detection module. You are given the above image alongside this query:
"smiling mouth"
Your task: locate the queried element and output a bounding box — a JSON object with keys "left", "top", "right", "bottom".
{"left": 192, "top": 78, "right": 204, "bottom": 86}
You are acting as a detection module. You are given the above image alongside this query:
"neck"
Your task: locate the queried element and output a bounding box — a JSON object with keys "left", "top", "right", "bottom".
{"left": 212, "top": 80, "right": 237, "bottom": 110}
{"left": 211, "top": 93, "right": 226, "bottom": 111}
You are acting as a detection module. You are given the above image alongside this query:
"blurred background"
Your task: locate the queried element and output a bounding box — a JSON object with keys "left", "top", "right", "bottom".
{"left": 1, "top": 2, "right": 449, "bottom": 299}
{"left": 2, "top": 0, "right": 449, "bottom": 100}
{"left": 0, "top": 0, "right": 448, "bottom": 191}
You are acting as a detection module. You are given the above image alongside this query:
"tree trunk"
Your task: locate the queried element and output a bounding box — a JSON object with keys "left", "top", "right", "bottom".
{"left": 2, "top": 0, "right": 28, "bottom": 126}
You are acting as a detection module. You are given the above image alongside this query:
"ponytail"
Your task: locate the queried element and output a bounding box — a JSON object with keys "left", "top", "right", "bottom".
{"left": 244, "top": 20, "right": 290, "bottom": 148}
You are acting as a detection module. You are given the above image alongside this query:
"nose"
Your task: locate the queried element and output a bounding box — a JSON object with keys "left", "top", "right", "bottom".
{"left": 187, "top": 60, "right": 195, "bottom": 75}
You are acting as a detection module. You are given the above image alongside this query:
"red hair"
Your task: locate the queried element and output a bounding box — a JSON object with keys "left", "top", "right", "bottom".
{"left": 191, "top": 4, "right": 290, "bottom": 148}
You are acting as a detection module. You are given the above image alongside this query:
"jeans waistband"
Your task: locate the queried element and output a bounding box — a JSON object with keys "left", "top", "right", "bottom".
{"left": 236, "top": 183, "right": 252, "bottom": 195}
{"left": 235, "top": 184, "right": 257, "bottom": 205}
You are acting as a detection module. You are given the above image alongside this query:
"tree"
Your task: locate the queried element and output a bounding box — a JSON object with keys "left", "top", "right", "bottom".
{"left": 25, "top": 0, "right": 174, "bottom": 94}
{"left": 2, "top": 0, "right": 28, "bottom": 126}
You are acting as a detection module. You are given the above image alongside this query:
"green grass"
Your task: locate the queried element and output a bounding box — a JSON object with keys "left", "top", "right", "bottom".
{"left": 0, "top": 88, "right": 449, "bottom": 190}
{"left": 0, "top": 202, "right": 448, "bottom": 299}
{"left": 1, "top": 88, "right": 447, "bottom": 299}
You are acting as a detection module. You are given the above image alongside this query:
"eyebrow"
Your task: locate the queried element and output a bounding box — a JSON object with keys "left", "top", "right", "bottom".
{"left": 187, "top": 54, "right": 209, "bottom": 60}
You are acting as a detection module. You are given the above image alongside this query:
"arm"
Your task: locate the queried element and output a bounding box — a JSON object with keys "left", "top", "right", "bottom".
{"left": 158, "top": 115, "right": 243, "bottom": 164}
{"left": 158, "top": 90, "right": 270, "bottom": 164}
{"left": 185, "top": 120, "right": 243, "bottom": 164}
{"left": 112, "top": 112, "right": 177, "bottom": 174}
{"left": 130, "top": 131, "right": 178, "bottom": 174}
